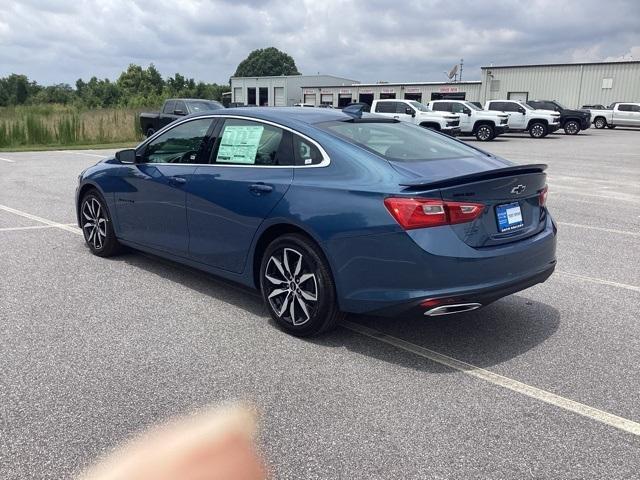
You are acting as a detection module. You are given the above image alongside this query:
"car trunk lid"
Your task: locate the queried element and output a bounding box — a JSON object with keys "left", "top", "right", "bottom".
{"left": 396, "top": 162, "right": 548, "bottom": 247}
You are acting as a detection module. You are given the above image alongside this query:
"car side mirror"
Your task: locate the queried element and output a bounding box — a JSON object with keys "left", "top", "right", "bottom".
{"left": 115, "top": 148, "right": 137, "bottom": 164}
{"left": 405, "top": 107, "right": 414, "bottom": 116}
{"left": 518, "top": 108, "right": 526, "bottom": 114}
{"left": 463, "top": 108, "right": 471, "bottom": 115}
{"left": 174, "top": 109, "right": 185, "bottom": 115}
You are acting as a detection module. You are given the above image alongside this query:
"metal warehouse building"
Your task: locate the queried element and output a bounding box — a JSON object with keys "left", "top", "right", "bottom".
{"left": 300, "top": 81, "right": 482, "bottom": 108}
{"left": 479, "top": 61, "right": 640, "bottom": 107}
{"left": 230, "top": 74, "right": 357, "bottom": 107}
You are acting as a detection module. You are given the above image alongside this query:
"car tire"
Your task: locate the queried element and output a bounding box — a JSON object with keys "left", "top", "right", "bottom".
{"left": 80, "top": 190, "right": 122, "bottom": 257}
{"left": 563, "top": 120, "right": 580, "bottom": 135}
{"left": 607, "top": 125, "right": 616, "bottom": 129}
{"left": 475, "top": 124, "right": 494, "bottom": 141}
{"left": 529, "top": 122, "right": 548, "bottom": 138}
{"left": 594, "top": 117, "right": 607, "bottom": 129}
{"left": 260, "top": 233, "right": 343, "bottom": 337}
{"left": 146, "top": 128, "right": 155, "bottom": 138}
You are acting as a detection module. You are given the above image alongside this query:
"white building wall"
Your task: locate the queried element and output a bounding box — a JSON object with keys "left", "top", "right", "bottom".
{"left": 230, "top": 75, "right": 357, "bottom": 106}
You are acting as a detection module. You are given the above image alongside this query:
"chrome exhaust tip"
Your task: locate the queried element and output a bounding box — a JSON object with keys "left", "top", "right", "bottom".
{"left": 424, "top": 303, "right": 482, "bottom": 317}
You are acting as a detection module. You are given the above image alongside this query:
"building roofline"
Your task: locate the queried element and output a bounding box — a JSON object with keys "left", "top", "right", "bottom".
{"left": 230, "top": 74, "right": 359, "bottom": 82}
{"left": 300, "top": 80, "right": 481, "bottom": 88}
{"left": 481, "top": 60, "right": 640, "bottom": 69}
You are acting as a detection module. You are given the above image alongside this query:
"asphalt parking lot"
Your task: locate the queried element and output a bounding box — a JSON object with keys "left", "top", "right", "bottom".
{"left": 1, "top": 128, "right": 639, "bottom": 479}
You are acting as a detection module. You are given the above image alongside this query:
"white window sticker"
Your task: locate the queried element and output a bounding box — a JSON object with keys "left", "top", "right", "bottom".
{"left": 216, "top": 125, "right": 264, "bottom": 164}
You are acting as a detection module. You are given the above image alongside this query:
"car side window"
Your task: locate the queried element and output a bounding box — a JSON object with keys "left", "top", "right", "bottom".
{"left": 213, "top": 118, "right": 291, "bottom": 166}
{"left": 396, "top": 102, "right": 412, "bottom": 114}
{"left": 450, "top": 102, "right": 466, "bottom": 114}
{"left": 142, "top": 118, "right": 213, "bottom": 164}
{"left": 618, "top": 104, "right": 632, "bottom": 111}
{"left": 293, "top": 135, "right": 324, "bottom": 166}
{"left": 163, "top": 100, "right": 176, "bottom": 114}
{"left": 174, "top": 100, "right": 187, "bottom": 114}
{"left": 632, "top": 105, "right": 640, "bottom": 112}
{"left": 501, "top": 102, "right": 519, "bottom": 112}
{"left": 375, "top": 102, "right": 396, "bottom": 113}
{"left": 431, "top": 102, "right": 451, "bottom": 112}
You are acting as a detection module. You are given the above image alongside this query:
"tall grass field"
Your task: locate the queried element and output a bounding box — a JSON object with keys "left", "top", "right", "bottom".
{"left": 0, "top": 104, "right": 150, "bottom": 149}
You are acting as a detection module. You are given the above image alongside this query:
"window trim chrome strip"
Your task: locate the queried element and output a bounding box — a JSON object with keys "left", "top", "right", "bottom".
{"left": 137, "top": 114, "right": 331, "bottom": 168}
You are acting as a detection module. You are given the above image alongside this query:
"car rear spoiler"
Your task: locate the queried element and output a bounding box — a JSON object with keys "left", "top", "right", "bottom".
{"left": 399, "top": 164, "right": 548, "bottom": 190}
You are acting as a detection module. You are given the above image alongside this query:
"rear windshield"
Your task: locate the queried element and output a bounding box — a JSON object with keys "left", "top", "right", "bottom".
{"left": 317, "top": 120, "right": 481, "bottom": 162}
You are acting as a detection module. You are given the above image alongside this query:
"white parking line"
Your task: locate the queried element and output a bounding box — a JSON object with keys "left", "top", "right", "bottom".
{"left": 0, "top": 224, "right": 78, "bottom": 232}
{"left": 556, "top": 222, "right": 640, "bottom": 237}
{"left": 0, "top": 156, "right": 16, "bottom": 163}
{"left": 556, "top": 271, "right": 640, "bottom": 293}
{"left": 62, "top": 151, "right": 108, "bottom": 158}
{"left": 0, "top": 205, "right": 82, "bottom": 236}
{"left": 342, "top": 320, "right": 640, "bottom": 437}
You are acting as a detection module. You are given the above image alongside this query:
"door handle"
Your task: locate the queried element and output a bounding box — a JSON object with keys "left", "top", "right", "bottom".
{"left": 393, "top": 115, "right": 399, "bottom": 119}
{"left": 168, "top": 175, "right": 187, "bottom": 185}
{"left": 249, "top": 183, "right": 273, "bottom": 194}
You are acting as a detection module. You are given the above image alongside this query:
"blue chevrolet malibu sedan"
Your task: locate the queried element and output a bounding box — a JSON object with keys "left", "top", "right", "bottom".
{"left": 76, "top": 107, "right": 556, "bottom": 336}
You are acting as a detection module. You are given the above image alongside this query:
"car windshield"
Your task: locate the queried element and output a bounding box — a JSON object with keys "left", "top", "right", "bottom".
{"left": 188, "top": 101, "right": 223, "bottom": 112}
{"left": 317, "top": 120, "right": 482, "bottom": 162}
{"left": 464, "top": 102, "right": 481, "bottom": 111}
{"left": 552, "top": 101, "right": 566, "bottom": 109}
{"left": 409, "top": 101, "right": 429, "bottom": 112}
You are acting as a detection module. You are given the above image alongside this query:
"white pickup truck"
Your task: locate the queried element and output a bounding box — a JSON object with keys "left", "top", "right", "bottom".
{"left": 428, "top": 100, "right": 510, "bottom": 141}
{"left": 371, "top": 99, "right": 461, "bottom": 135}
{"left": 588, "top": 103, "right": 640, "bottom": 129}
{"left": 484, "top": 100, "right": 561, "bottom": 138}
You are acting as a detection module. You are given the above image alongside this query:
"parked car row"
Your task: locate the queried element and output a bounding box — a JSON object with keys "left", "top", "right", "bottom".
{"left": 352, "top": 98, "right": 564, "bottom": 141}
{"left": 139, "top": 97, "right": 639, "bottom": 144}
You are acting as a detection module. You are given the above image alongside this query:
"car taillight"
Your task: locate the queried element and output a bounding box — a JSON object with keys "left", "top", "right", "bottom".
{"left": 539, "top": 186, "right": 548, "bottom": 207}
{"left": 384, "top": 198, "right": 484, "bottom": 230}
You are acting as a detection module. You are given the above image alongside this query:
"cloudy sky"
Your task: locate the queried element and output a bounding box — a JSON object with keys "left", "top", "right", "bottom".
{"left": 1, "top": 0, "right": 639, "bottom": 85}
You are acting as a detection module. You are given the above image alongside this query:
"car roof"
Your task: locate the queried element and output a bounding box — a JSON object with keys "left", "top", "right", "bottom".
{"left": 180, "top": 107, "right": 356, "bottom": 127}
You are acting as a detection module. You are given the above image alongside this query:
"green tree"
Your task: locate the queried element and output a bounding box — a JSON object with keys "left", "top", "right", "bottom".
{"left": 233, "top": 47, "right": 300, "bottom": 77}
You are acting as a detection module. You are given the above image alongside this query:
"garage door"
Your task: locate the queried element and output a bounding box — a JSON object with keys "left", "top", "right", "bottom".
{"left": 274, "top": 87, "right": 285, "bottom": 106}
{"left": 321, "top": 94, "right": 333, "bottom": 106}
{"left": 304, "top": 94, "right": 316, "bottom": 105}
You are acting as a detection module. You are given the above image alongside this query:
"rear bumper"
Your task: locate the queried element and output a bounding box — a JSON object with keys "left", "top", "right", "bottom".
{"left": 548, "top": 123, "right": 561, "bottom": 133}
{"left": 365, "top": 263, "right": 555, "bottom": 317}
{"left": 327, "top": 215, "right": 557, "bottom": 316}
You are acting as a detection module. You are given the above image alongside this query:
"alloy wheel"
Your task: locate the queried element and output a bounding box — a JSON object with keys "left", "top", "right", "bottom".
{"left": 531, "top": 124, "right": 545, "bottom": 137}
{"left": 477, "top": 126, "right": 491, "bottom": 141}
{"left": 82, "top": 197, "right": 107, "bottom": 250}
{"left": 264, "top": 247, "right": 318, "bottom": 326}
{"left": 565, "top": 122, "right": 579, "bottom": 134}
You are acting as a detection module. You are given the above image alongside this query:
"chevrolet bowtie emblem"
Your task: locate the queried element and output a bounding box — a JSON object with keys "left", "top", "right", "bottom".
{"left": 511, "top": 184, "right": 526, "bottom": 194}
